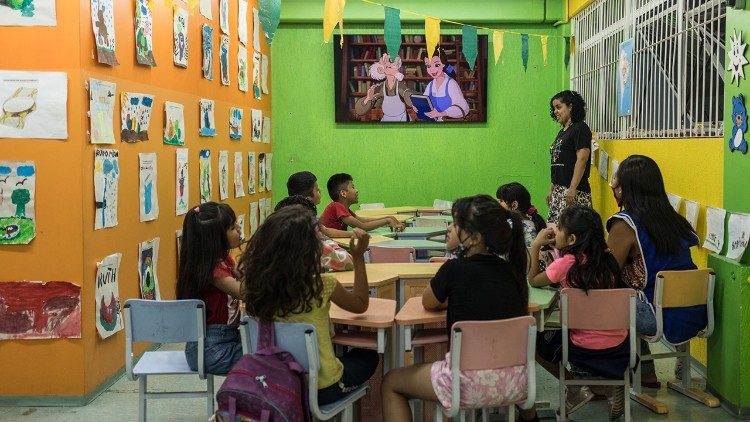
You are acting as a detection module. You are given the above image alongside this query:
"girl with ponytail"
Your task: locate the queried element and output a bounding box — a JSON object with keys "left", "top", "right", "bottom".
{"left": 497, "top": 182, "right": 547, "bottom": 248}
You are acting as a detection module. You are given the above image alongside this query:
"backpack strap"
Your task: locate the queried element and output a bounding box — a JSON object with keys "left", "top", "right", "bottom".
{"left": 257, "top": 319, "right": 275, "bottom": 350}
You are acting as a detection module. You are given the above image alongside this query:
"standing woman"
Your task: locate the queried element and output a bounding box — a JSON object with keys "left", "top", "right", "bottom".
{"left": 547, "top": 90, "right": 592, "bottom": 224}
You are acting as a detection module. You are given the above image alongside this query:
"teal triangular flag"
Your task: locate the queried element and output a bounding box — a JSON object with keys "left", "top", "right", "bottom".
{"left": 462, "top": 25, "right": 478, "bottom": 70}
{"left": 384, "top": 7, "right": 401, "bottom": 62}
{"left": 564, "top": 36, "right": 571, "bottom": 67}
{"left": 521, "top": 33, "right": 529, "bottom": 71}
{"left": 259, "top": 0, "right": 282, "bottom": 45}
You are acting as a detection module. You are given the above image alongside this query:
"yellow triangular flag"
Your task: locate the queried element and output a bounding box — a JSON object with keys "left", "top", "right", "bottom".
{"left": 493, "top": 31, "right": 505, "bottom": 64}
{"left": 540, "top": 35, "right": 548, "bottom": 65}
{"left": 570, "top": 35, "right": 576, "bottom": 55}
{"left": 425, "top": 17, "right": 441, "bottom": 58}
{"left": 324, "top": 0, "right": 346, "bottom": 46}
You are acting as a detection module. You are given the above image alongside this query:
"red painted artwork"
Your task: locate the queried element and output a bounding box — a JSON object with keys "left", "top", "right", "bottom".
{"left": 0, "top": 281, "right": 81, "bottom": 340}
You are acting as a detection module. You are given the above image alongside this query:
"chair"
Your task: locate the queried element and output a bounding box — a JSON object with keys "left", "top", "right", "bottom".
{"left": 239, "top": 316, "right": 368, "bottom": 421}
{"left": 367, "top": 245, "right": 415, "bottom": 263}
{"left": 558, "top": 288, "right": 637, "bottom": 421}
{"left": 359, "top": 203, "right": 385, "bottom": 210}
{"left": 631, "top": 269, "right": 719, "bottom": 413}
{"left": 434, "top": 316, "right": 537, "bottom": 422}
{"left": 429, "top": 256, "right": 450, "bottom": 263}
{"left": 433, "top": 199, "right": 452, "bottom": 210}
{"left": 414, "top": 217, "right": 449, "bottom": 244}
{"left": 124, "top": 299, "right": 214, "bottom": 422}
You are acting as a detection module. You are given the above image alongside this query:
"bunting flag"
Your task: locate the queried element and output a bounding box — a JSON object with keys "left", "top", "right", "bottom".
{"left": 540, "top": 35, "right": 549, "bottom": 66}
{"left": 324, "top": 0, "right": 346, "bottom": 46}
{"left": 384, "top": 7, "right": 401, "bottom": 62}
{"left": 259, "top": 0, "right": 281, "bottom": 44}
{"left": 425, "top": 17, "right": 440, "bottom": 57}
{"left": 493, "top": 30, "right": 505, "bottom": 64}
{"left": 462, "top": 25, "right": 478, "bottom": 70}
{"left": 564, "top": 36, "right": 571, "bottom": 67}
{"left": 521, "top": 33, "right": 529, "bottom": 71}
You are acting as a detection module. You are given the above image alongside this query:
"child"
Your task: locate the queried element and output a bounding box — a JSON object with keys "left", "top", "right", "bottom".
{"left": 320, "top": 173, "right": 405, "bottom": 232}
{"left": 274, "top": 195, "right": 355, "bottom": 272}
{"left": 528, "top": 205, "right": 629, "bottom": 420}
{"left": 240, "top": 205, "right": 379, "bottom": 405}
{"left": 176, "top": 202, "right": 243, "bottom": 375}
{"left": 497, "top": 182, "right": 546, "bottom": 248}
{"left": 382, "top": 195, "right": 531, "bottom": 422}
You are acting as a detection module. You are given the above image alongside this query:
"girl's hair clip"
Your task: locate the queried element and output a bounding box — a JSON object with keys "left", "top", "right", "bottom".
{"left": 528, "top": 206, "right": 538, "bottom": 215}
{"left": 507, "top": 218, "right": 513, "bottom": 229}
{"left": 193, "top": 206, "right": 201, "bottom": 214}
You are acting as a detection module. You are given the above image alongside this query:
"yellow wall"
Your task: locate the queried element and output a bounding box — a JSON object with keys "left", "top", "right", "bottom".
{"left": 567, "top": 0, "right": 595, "bottom": 20}
{"left": 591, "top": 137, "right": 724, "bottom": 364}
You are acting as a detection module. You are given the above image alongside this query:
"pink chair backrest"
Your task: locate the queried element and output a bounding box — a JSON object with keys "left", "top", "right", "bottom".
{"left": 561, "top": 288, "right": 635, "bottom": 330}
{"left": 429, "top": 256, "right": 449, "bottom": 263}
{"left": 368, "top": 245, "right": 415, "bottom": 263}
{"left": 451, "top": 316, "right": 535, "bottom": 371}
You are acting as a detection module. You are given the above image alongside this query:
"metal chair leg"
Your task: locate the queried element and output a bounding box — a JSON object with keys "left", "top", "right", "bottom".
{"left": 139, "top": 376, "right": 147, "bottom": 422}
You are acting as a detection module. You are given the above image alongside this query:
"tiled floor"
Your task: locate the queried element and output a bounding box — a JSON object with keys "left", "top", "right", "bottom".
{"left": 0, "top": 343, "right": 739, "bottom": 421}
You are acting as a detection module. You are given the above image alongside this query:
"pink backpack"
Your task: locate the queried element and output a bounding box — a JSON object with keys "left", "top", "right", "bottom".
{"left": 215, "top": 320, "right": 311, "bottom": 422}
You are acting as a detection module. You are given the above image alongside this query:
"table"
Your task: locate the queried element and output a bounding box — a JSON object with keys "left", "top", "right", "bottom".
{"left": 329, "top": 298, "right": 397, "bottom": 370}
{"left": 356, "top": 206, "right": 419, "bottom": 218}
{"left": 388, "top": 226, "right": 447, "bottom": 241}
{"left": 529, "top": 285, "right": 558, "bottom": 331}
{"left": 415, "top": 207, "right": 450, "bottom": 216}
{"left": 369, "top": 239, "right": 446, "bottom": 251}
{"left": 331, "top": 235, "right": 393, "bottom": 249}
{"left": 413, "top": 215, "right": 453, "bottom": 223}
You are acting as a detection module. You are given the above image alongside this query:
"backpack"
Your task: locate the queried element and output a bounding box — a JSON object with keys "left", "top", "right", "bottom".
{"left": 215, "top": 320, "right": 311, "bottom": 422}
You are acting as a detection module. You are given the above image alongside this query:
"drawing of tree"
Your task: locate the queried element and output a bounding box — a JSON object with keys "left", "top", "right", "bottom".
{"left": 11, "top": 188, "right": 30, "bottom": 218}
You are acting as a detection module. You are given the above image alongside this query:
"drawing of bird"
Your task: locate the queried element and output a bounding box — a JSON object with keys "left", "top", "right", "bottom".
{"left": 15, "top": 178, "right": 26, "bottom": 186}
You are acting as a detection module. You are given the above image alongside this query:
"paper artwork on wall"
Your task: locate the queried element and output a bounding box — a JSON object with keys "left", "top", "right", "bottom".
{"left": 237, "top": 213, "right": 246, "bottom": 241}
{"left": 667, "top": 193, "right": 682, "bottom": 212}
{"left": 238, "top": 46, "right": 249, "bottom": 92}
{"left": 262, "top": 116, "right": 271, "bottom": 143}
{"left": 199, "top": 99, "right": 216, "bottom": 136}
{"left": 0, "top": 0, "right": 56, "bottom": 26}
{"left": 598, "top": 149, "right": 608, "bottom": 180}
{"left": 202, "top": 24, "right": 213, "bottom": 80}
{"left": 0, "top": 160, "right": 35, "bottom": 245}
{"left": 728, "top": 29, "right": 748, "bottom": 87}
{"left": 590, "top": 140, "right": 599, "bottom": 165}
{"left": 261, "top": 54, "right": 269, "bottom": 94}
{"left": 258, "top": 152, "right": 266, "bottom": 192}
{"left": 252, "top": 51, "right": 261, "bottom": 99}
{"left": 91, "top": 0, "right": 118, "bottom": 66}
{"left": 0, "top": 281, "right": 81, "bottom": 340}
{"left": 138, "top": 153, "right": 158, "bottom": 222}
{"left": 234, "top": 152, "right": 245, "bottom": 198}
{"left": 199, "top": 0, "right": 212, "bottom": 20}
{"left": 135, "top": 0, "right": 156, "bottom": 67}
{"left": 120, "top": 92, "right": 154, "bottom": 142}
{"left": 238, "top": 0, "right": 248, "bottom": 46}
{"left": 88, "top": 78, "right": 116, "bottom": 144}
{"left": 617, "top": 38, "right": 633, "bottom": 117}
{"left": 176, "top": 148, "right": 189, "bottom": 215}
{"left": 173, "top": 6, "right": 189, "bottom": 68}
{"left": 247, "top": 151, "right": 256, "bottom": 194}
{"left": 684, "top": 200, "right": 699, "bottom": 231}
{"left": 219, "top": 0, "right": 229, "bottom": 34}
{"left": 220, "top": 35, "right": 230, "bottom": 85}
{"left": 0, "top": 71, "right": 67, "bottom": 139}
{"left": 610, "top": 159, "right": 619, "bottom": 182}
{"left": 229, "top": 107, "right": 242, "bottom": 139}
{"left": 176, "top": 229, "right": 183, "bottom": 258}
{"left": 251, "top": 109, "right": 262, "bottom": 142}
{"left": 95, "top": 253, "right": 123, "bottom": 339}
{"left": 94, "top": 149, "right": 119, "bottom": 230}
{"left": 249, "top": 201, "right": 258, "bottom": 234}
{"left": 703, "top": 206, "right": 726, "bottom": 253}
{"left": 138, "top": 237, "right": 161, "bottom": 300}
{"left": 199, "top": 149, "right": 212, "bottom": 203}
{"left": 727, "top": 212, "right": 750, "bottom": 260}
{"left": 252, "top": 8, "right": 260, "bottom": 51}
{"left": 218, "top": 150, "right": 229, "bottom": 200}
{"left": 730, "top": 94, "right": 748, "bottom": 154}
{"left": 259, "top": 197, "right": 270, "bottom": 223}
{"left": 265, "top": 153, "right": 272, "bottom": 191}
{"left": 163, "top": 101, "right": 185, "bottom": 146}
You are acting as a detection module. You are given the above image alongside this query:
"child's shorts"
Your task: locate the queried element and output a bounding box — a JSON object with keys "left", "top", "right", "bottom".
{"left": 536, "top": 330, "right": 631, "bottom": 379}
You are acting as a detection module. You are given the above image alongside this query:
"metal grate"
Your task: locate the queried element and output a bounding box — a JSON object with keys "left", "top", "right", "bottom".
{"left": 571, "top": 0, "right": 727, "bottom": 139}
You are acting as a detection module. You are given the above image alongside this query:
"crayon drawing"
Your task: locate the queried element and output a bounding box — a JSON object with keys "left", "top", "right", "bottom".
{"left": 91, "top": 0, "right": 119, "bottom": 66}
{"left": 138, "top": 237, "right": 161, "bottom": 300}
{"left": 0, "top": 0, "right": 56, "bottom": 26}
{"left": 199, "top": 149, "right": 212, "bottom": 203}
{"left": 163, "top": 101, "right": 185, "bottom": 146}
{"left": 249, "top": 201, "right": 258, "bottom": 234}
{"left": 0, "top": 281, "right": 81, "bottom": 340}
{"left": 138, "top": 153, "right": 158, "bottom": 222}
{"left": 218, "top": 150, "right": 229, "bottom": 200}
{"left": 252, "top": 51, "right": 261, "bottom": 99}
{"left": 238, "top": 46, "right": 248, "bottom": 92}
{"left": 202, "top": 24, "right": 213, "bottom": 80}
{"left": 247, "top": 151, "right": 256, "bottom": 194}
{"left": 261, "top": 53, "right": 269, "bottom": 94}
{"left": 265, "top": 152, "right": 272, "bottom": 191}
{"left": 199, "top": 0, "right": 212, "bottom": 20}
{"left": 135, "top": 0, "right": 156, "bottom": 66}
{"left": 0, "top": 160, "right": 35, "bottom": 245}
{"left": 94, "top": 149, "right": 119, "bottom": 230}
{"left": 252, "top": 7, "right": 260, "bottom": 51}
{"left": 0, "top": 71, "right": 67, "bottom": 139}
{"left": 95, "top": 253, "right": 123, "bottom": 339}
{"left": 199, "top": 99, "right": 216, "bottom": 136}
{"left": 219, "top": 0, "right": 228, "bottom": 34}
{"left": 88, "top": 78, "right": 116, "bottom": 144}
{"left": 175, "top": 148, "right": 189, "bottom": 215}
{"left": 238, "top": 0, "right": 248, "bottom": 45}
{"left": 229, "top": 107, "right": 242, "bottom": 139}
{"left": 173, "top": 6, "right": 188, "bottom": 68}
{"left": 262, "top": 115, "right": 271, "bottom": 143}
{"left": 250, "top": 108, "right": 262, "bottom": 142}
{"left": 234, "top": 151, "right": 245, "bottom": 198}
{"left": 237, "top": 214, "right": 246, "bottom": 241}
{"left": 220, "top": 35, "right": 230, "bottom": 86}
{"left": 258, "top": 152, "right": 266, "bottom": 192}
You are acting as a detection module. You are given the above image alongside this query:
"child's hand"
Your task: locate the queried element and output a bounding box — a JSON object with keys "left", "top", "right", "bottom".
{"left": 532, "top": 228, "right": 555, "bottom": 249}
{"left": 349, "top": 230, "right": 371, "bottom": 258}
{"left": 389, "top": 219, "right": 405, "bottom": 232}
{"left": 350, "top": 228, "right": 367, "bottom": 238}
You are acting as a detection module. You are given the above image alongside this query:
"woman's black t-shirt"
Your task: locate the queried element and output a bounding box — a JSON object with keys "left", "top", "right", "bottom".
{"left": 550, "top": 121, "right": 593, "bottom": 193}
{"left": 430, "top": 254, "right": 527, "bottom": 338}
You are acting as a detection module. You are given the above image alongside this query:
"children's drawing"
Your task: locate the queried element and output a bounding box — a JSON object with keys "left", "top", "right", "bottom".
{"left": 0, "top": 0, "right": 56, "bottom": 26}
{"left": 237, "top": 214, "right": 246, "bottom": 241}
{"left": 617, "top": 38, "right": 633, "bottom": 117}
{"left": 0, "top": 281, "right": 81, "bottom": 340}
{"left": 727, "top": 213, "right": 750, "bottom": 260}
{"left": 229, "top": 107, "right": 242, "bottom": 139}
{"left": 234, "top": 152, "right": 245, "bottom": 198}
{"left": 163, "top": 101, "right": 185, "bottom": 146}
{"left": 175, "top": 148, "right": 189, "bottom": 215}
{"left": 202, "top": 24, "right": 213, "bottom": 80}
{"left": 251, "top": 108, "right": 262, "bottom": 142}
{"left": 138, "top": 153, "right": 159, "bottom": 222}
{"left": 238, "top": 0, "right": 248, "bottom": 45}
{"left": 0, "top": 161, "right": 35, "bottom": 245}
{"left": 120, "top": 92, "right": 154, "bottom": 142}
{"left": 220, "top": 35, "right": 230, "bottom": 86}
{"left": 135, "top": 0, "right": 156, "bottom": 67}
{"left": 199, "top": 99, "right": 216, "bottom": 136}
{"left": 88, "top": 78, "right": 116, "bottom": 144}
{"left": 265, "top": 153, "right": 272, "bottom": 191}
{"left": 252, "top": 7, "right": 260, "bottom": 51}
{"left": 91, "top": 0, "right": 119, "bottom": 66}
{"left": 238, "top": 46, "right": 249, "bottom": 92}
{"left": 730, "top": 94, "right": 748, "bottom": 154}
{"left": 703, "top": 206, "right": 726, "bottom": 253}
{"left": 252, "top": 51, "right": 261, "bottom": 99}
{"left": 259, "top": 197, "right": 270, "bottom": 223}
{"left": 598, "top": 149, "right": 609, "bottom": 180}
{"left": 729, "top": 29, "right": 748, "bottom": 87}
{"left": 261, "top": 54, "right": 269, "bottom": 94}
{"left": 262, "top": 115, "right": 271, "bottom": 143}
{"left": 199, "top": 149, "right": 212, "bottom": 203}
{"left": 219, "top": 0, "right": 229, "bottom": 34}
{"left": 249, "top": 201, "right": 258, "bottom": 234}
{"left": 258, "top": 152, "right": 266, "bottom": 192}
{"left": 684, "top": 200, "right": 699, "bottom": 231}
{"left": 176, "top": 229, "right": 183, "bottom": 259}
{"left": 247, "top": 151, "right": 256, "bottom": 194}
{"left": 173, "top": 6, "right": 189, "bottom": 68}
{"left": 667, "top": 193, "right": 682, "bottom": 212}
{"left": 199, "top": 0, "right": 212, "bottom": 19}
{"left": 95, "top": 253, "right": 123, "bottom": 339}
{"left": 138, "top": 237, "right": 161, "bottom": 300}
{"left": 0, "top": 71, "right": 67, "bottom": 139}
{"left": 218, "top": 150, "right": 229, "bottom": 200}
{"left": 94, "top": 149, "right": 119, "bottom": 230}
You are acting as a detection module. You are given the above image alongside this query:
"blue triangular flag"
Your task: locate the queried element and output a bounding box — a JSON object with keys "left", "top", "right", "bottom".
{"left": 521, "top": 33, "right": 529, "bottom": 71}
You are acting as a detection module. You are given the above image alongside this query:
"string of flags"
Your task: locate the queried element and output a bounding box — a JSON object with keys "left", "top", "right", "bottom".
{"left": 322, "top": 0, "right": 574, "bottom": 70}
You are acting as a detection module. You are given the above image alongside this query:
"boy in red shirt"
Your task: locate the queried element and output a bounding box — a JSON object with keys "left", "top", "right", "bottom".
{"left": 320, "top": 173, "right": 404, "bottom": 231}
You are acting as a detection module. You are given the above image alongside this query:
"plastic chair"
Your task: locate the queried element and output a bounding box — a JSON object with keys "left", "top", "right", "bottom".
{"left": 632, "top": 269, "right": 719, "bottom": 413}
{"left": 559, "top": 288, "right": 637, "bottom": 421}
{"left": 432, "top": 199, "right": 452, "bottom": 210}
{"left": 124, "top": 299, "right": 214, "bottom": 422}
{"left": 435, "top": 316, "right": 537, "bottom": 422}
{"left": 429, "top": 256, "right": 450, "bottom": 263}
{"left": 359, "top": 203, "right": 385, "bottom": 210}
{"left": 239, "top": 316, "right": 368, "bottom": 421}
{"left": 414, "top": 217, "right": 449, "bottom": 244}
{"left": 367, "top": 245, "right": 415, "bottom": 263}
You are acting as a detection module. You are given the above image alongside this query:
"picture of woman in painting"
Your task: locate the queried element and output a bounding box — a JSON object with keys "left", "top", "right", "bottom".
{"left": 354, "top": 54, "right": 414, "bottom": 122}
{"left": 413, "top": 47, "right": 469, "bottom": 121}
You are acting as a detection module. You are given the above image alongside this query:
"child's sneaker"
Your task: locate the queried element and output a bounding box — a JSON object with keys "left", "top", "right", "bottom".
{"left": 609, "top": 386, "right": 625, "bottom": 420}
{"left": 566, "top": 386, "right": 594, "bottom": 414}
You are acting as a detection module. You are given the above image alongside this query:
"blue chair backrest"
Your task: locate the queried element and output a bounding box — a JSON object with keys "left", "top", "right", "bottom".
{"left": 243, "top": 316, "right": 319, "bottom": 372}
{"left": 125, "top": 299, "right": 205, "bottom": 343}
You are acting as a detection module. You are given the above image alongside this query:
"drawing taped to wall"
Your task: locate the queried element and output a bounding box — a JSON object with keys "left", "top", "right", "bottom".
{"left": 229, "top": 107, "right": 242, "bottom": 140}
{"left": 0, "top": 71, "right": 67, "bottom": 139}
{"left": 138, "top": 153, "right": 158, "bottom": 222}
{"left": 91, "top": 0, "right": 119, "bottom": 66}
{"left": 138, "top": 237, "right": 161, "bottom": 300}
{"left": 135, "top": 0, "right": 156, "bottom": 67}
{"left": 218, "top": 150, "right": 229, "bottom": 200}
{"left": 202, "top": 24, "right": 213, "bottom": 80}
{"left": 175, "top": 148, "right": 189, "bottom": 215}
{"left": 95, "top": 253, "right": 123, "bottom": 339}
{"left": 199, "top": 99, "right": 216, "bottom": 136}
{"left": 238, "top": 0, "right": 248, "bottom": 45}
{"left": 199, "top": 149, "right": 212, "bottom": 203}
{"left": 0, "top": 281, "right": 81, "bottom": 340}
{"left": 249, "top": 201, "right": 258, "bottom": 234}
{"left": 252, "top": 51, "right": 261, "bottom": 99}
{"left": 173, "top": 5, "right": 188, "bottom": 68}
{"left": 120, "top": 92, "right": 154, "bottom": 142}
{"left": 258, "top": 152, "right": 266, "bottom": 192}
{"left": 88, "top": 78, "right": 116, "bottom": 144}
{"left": 251, "top": 108, "right": 262, "bottom": 142}
{"left": 262, "top": 115, "right": 270, "bottom": 143}
{"left": 247, "top": 151, "right": 256, "bottom": 194}
{"left": 238, "top": 46, "right": 248, "bottom": 92}
{"left": 163, "top": 101, "right": 185, "bottom": 145}
{"left": 236, "top": 213, "right": 245, "bottom": 241}
{"left": 199, "top": 0, "right": 211, "bottom": 20}
{"left": 94, "top": 149, "right": 119, "bottom": 230}
{"left": 234, "top": 151, "right": 245, "bottom": 198}
{"left": 0, "top": 0, "right": 56, "bottom": 26}
{"left": 220, "top": 35, "right": 230, "bottom": 86}
{"left": 219, "top": 0, "right": 229, "bottom": 35}
{"left": 0, "top": 160, "right": 35, "bottom": 245}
